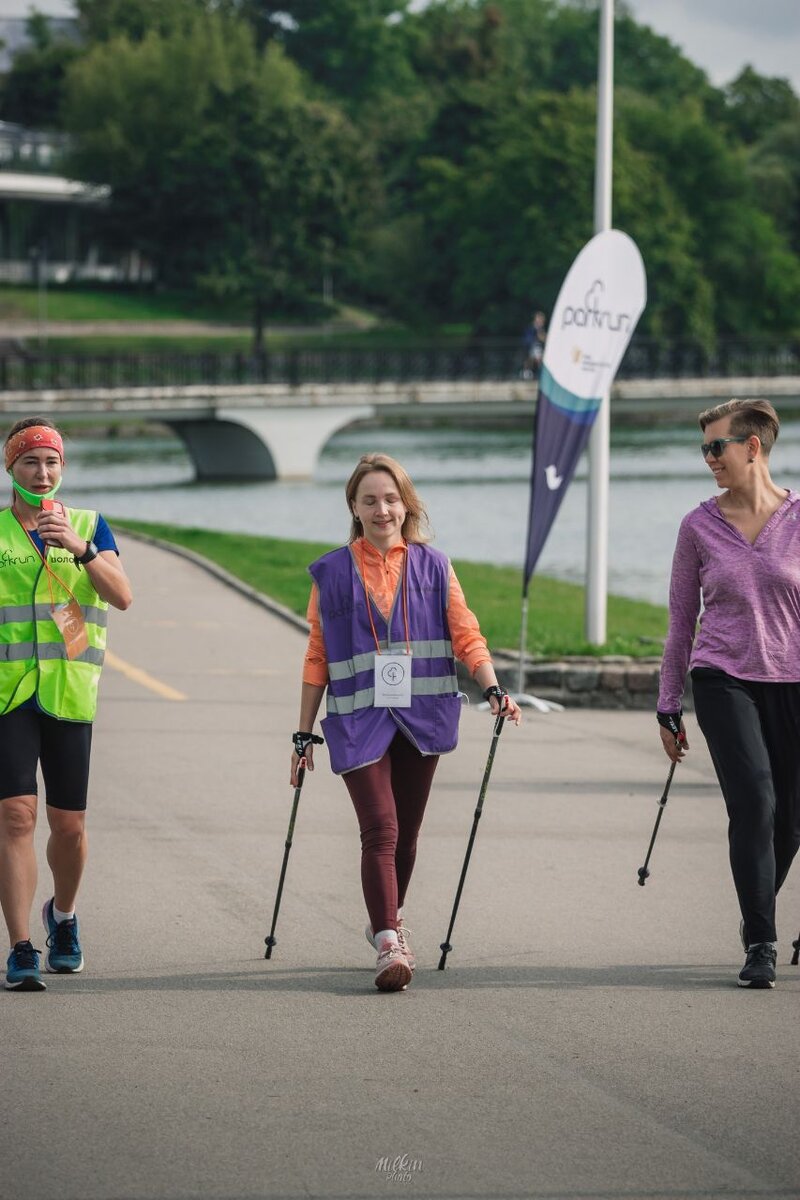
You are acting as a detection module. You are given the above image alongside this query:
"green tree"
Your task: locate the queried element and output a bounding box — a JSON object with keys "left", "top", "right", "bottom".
{"left": 236, "top": 0, "right": 417, "bottom": 107}
{"left": 723, "top": 66, "right": 800, "bottom": 145}
{"left": 74, "top": 0, "right": 211, "bottom": 43}
{"left": 64, "top": 12, "right": 375, "bottom": 345}
{"left": 747, "top": 119, "right": 800, "bottom": 256}
{"left": 620, "top": 93, "right": 800, "bottom": 335}
{"left": 0, "top": 13, "right": 81, "bottom": 129}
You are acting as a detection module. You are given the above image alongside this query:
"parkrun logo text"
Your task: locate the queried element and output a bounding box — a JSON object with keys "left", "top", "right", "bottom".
{"left": 561, "top": 279, "right": 632, "bottom": 334}
{"left": 0, "top": 549, "right": 36, "bottom": 568}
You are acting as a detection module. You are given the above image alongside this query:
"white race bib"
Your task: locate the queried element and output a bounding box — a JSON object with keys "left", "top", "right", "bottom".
{"left": 373, "top": 651, "right": 412, "bottom": 708}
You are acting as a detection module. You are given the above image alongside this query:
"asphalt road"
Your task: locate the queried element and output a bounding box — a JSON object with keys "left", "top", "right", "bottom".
{"left": 2, "top": 535, "right": 799, "bottom": 1200}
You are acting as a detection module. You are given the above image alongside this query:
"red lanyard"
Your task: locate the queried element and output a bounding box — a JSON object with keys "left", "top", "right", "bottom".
{"left": 12, "top": 508, "right": 78, "bottom": 609}
{"left": 358, "top": 540, "right": 412, "bottom": 656}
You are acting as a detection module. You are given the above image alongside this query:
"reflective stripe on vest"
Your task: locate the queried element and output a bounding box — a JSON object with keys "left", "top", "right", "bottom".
{"left": 327, "top": 638, "right": 454, "bottom": 682}
{"left": 326, "top": 673, "right": 459, "bottom": 715}
{"left": 0, "top": 506, "right": 108, "bottom": 719}
{"left": 0, "top": 601, "right": 109, "bottom": 628}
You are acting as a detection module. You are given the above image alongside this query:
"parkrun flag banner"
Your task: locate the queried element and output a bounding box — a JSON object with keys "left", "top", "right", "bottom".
{"left": 523, "top": 229, "right": 647, "bottom": 590}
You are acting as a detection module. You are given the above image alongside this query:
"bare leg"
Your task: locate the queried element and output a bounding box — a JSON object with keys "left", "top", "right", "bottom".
{"left": 45, "top": 807, "right": 87, "bottom": 914}
{"left": 0, "top": 794, "right": 38, "bottom": 945}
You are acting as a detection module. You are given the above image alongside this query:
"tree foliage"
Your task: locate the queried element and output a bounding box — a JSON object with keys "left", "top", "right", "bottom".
{"left": 0, "top": 13, "right": 81, "bottom": 128}
{"left": 63, "top": 12, "right": 374, "bottom": 345}
{"left": 6, "top": 0, "right": 800, "bottom": 340}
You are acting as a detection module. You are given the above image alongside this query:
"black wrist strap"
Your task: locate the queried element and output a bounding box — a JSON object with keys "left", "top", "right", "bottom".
{"left": 483, "top": 685, "right": 508, "bottom": 707}
{"left": 656, "top": 711, "right": 682, "bottom": 738}
{"left": 73, "top": 540, "right": 98, "bottom": 566}
{"left": 292, "top": 731, "right": 324, "bottom": 757}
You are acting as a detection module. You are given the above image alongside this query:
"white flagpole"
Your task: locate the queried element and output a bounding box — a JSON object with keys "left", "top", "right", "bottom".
{"left": 586, "top": 0, "right": 614, "bottom": 644}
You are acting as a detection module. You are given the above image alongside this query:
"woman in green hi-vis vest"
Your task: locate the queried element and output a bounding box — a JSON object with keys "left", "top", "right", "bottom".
{"left": 1, "top": 417, "right": 132, "bottom": 992}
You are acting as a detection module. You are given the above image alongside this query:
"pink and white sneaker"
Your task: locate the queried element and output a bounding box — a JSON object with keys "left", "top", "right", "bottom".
{"left": 396, "top": 918, "right": 416, "bottom": 971}
{"left": 374, "top": 940, "right": 412, "bottom": 992}
{"left": 365, "top": 919, "right": 416, "bottom": 971}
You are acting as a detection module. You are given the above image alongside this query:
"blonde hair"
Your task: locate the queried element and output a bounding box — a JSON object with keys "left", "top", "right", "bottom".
{"left": 698, "top": 398, "right": 779, "bottom": 455}
{"left": 345, "top": 453, "right": 430, "bottom": 544}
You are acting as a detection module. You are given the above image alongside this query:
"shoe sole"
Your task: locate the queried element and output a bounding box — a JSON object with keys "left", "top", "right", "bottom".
{"left": 737, "top": 978, "right": 775, "bottom": 988}
{"left": 42, "top": 901, "right": 84, "bottom": 974}
{"left": 375, "top": 959, "right": 412, "bottom": 992}
{"left": 5, "top": 975, "right": 46, "bottom": 991}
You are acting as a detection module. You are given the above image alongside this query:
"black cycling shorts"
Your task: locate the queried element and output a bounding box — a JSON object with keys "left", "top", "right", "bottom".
{"left": 0, "top": 706, "right": 93, "bottom": 811}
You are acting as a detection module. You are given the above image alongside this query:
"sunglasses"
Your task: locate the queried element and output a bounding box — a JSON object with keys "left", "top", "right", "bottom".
{"left": 700, "top": 436, "right": 748, "bottom": 459}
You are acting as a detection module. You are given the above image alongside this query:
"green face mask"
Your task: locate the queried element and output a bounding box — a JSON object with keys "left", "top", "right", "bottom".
{"left": 11, "top": 476, "right": 63, "bottom": 507}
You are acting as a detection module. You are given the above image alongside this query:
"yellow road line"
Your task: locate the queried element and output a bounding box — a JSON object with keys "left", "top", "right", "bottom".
{"left": 105, "top": 649, "right": 187, "bottom": 701}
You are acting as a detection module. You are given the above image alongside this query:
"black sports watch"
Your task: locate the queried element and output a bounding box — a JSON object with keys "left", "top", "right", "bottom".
{"left": 73, "top": 540, "right": 99, "bottom": 567}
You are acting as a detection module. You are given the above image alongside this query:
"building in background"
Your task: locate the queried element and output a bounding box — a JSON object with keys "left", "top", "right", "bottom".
{"left": 0, "top": 120, "right": 148, "bottom": 284}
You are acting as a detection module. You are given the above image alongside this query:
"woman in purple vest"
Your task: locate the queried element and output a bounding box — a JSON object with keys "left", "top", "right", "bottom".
{"left": 291, "top": 453, "right": 521, "bottom": 992}
{"left": 658, "top": 398, "right": 800, "bottom": 990}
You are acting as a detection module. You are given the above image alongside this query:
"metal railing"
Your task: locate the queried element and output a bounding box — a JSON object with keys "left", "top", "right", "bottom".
{"left": 1, "top": 336, "right": 799, "bottom": 392}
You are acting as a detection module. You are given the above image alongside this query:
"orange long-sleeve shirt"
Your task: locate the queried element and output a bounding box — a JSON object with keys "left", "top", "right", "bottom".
{"left": 303, "top": 538, "right": 492, "bottom": 687}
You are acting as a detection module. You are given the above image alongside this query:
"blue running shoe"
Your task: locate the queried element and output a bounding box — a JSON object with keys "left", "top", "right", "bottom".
{"left": 42, "top": 898, "right": 84, "bottom": 974}
{"left": 6, "top": 940, "right": 46, "bottom": 991}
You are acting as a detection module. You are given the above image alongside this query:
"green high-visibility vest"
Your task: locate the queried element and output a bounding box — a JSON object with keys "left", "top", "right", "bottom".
{"left": 0, "top": 507, "right": 109, "bottom": 721}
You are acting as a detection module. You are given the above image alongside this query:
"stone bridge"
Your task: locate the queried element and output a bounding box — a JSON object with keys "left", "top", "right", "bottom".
{"left": 2, "top": 376, "right": 799, "bottom": 481}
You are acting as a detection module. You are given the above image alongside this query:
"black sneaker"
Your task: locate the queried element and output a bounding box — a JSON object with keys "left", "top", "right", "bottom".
{"left": 737, "top": 942, "right": 777, "bottom": 989}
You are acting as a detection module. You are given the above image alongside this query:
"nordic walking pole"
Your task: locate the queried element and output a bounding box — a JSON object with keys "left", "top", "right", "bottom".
{"left": 637, "top": 732, "right": 684, "bottom": 886}
{"left": 438, "top": 707, "right": 507, "bottom": 970}
{"left": 264, "top": 733, "right": 323, "bottom": 959}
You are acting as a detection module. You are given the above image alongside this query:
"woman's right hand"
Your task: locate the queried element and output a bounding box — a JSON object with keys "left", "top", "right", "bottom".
{"left": 659, "top": 722, "right": 688, "bottom": 763}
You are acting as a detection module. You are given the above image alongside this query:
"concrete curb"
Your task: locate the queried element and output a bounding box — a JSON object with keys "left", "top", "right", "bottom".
{"left": 492, "top": 654, "right": 663, "bottom": 710}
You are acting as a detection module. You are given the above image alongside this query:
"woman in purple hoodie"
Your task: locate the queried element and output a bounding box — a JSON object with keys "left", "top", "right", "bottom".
{"left": 658, "top": 398, "right": 800, "bottom": 990}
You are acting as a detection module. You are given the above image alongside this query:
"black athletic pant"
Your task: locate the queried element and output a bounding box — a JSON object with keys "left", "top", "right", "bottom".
{"left": 692, "top": 667, "right": 800, "bottom": 945}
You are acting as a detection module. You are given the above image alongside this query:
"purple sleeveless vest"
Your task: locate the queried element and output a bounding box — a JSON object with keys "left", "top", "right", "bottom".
{"left": 309, "top": 542, "right": 462, "bottom": 774}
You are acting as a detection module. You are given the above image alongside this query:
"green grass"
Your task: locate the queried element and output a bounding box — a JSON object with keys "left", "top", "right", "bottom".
{"left": 23, "top": 325, "right": 474, "bottom": 358}
{"left": 0, "top": 285, "right": 251, "bottom": 323}
{"left": 112, "top": 519, "right": 668, "bottom": 658}
{"left": 0, "top": 286, "right": 415, "bottom": 341}
{"left": 33, "top": 329, "right": 436, "bottom": 355}
{"left": 44, "top": 335, "right": 254, "bottom": 355}
{"left": 0, "top": 285, "right": 475, "bottom": 353}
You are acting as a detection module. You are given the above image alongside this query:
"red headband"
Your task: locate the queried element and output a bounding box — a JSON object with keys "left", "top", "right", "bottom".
{"left": 4, "top": 426, "right": 65, "bottom": 472}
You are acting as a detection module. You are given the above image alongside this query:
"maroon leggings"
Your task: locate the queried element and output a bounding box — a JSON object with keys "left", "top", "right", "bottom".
{"left": 342, "top": 733, "right": 439, "bottom": 934}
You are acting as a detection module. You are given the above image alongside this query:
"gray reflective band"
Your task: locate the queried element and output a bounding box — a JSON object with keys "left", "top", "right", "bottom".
{"left": 36, "top": 644, "right": 105, "bottom": 666}
{"left": 34, "top": 603, "right": 108, "bottom": 627}
{"left": 0, "top": 603, "right": 108, "bottom": 628}
{"left": 78, "top": 605, "right": 108, "bottom": 628}
{"left": 0, "top": 605, "right": 34, "bottom": 624}
{"left": 328, "top": 639, "right": 454, "bottom": 682}
{"left": 0, "top": 641, "right": 35, "bottom": 661}
{"left": 326, "top": 673, "right": 458, "bottom": 715}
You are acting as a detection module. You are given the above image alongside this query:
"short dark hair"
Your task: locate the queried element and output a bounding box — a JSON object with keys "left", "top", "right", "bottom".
{"left": 698, "top": 398, "right": 779, "bottom": 455}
